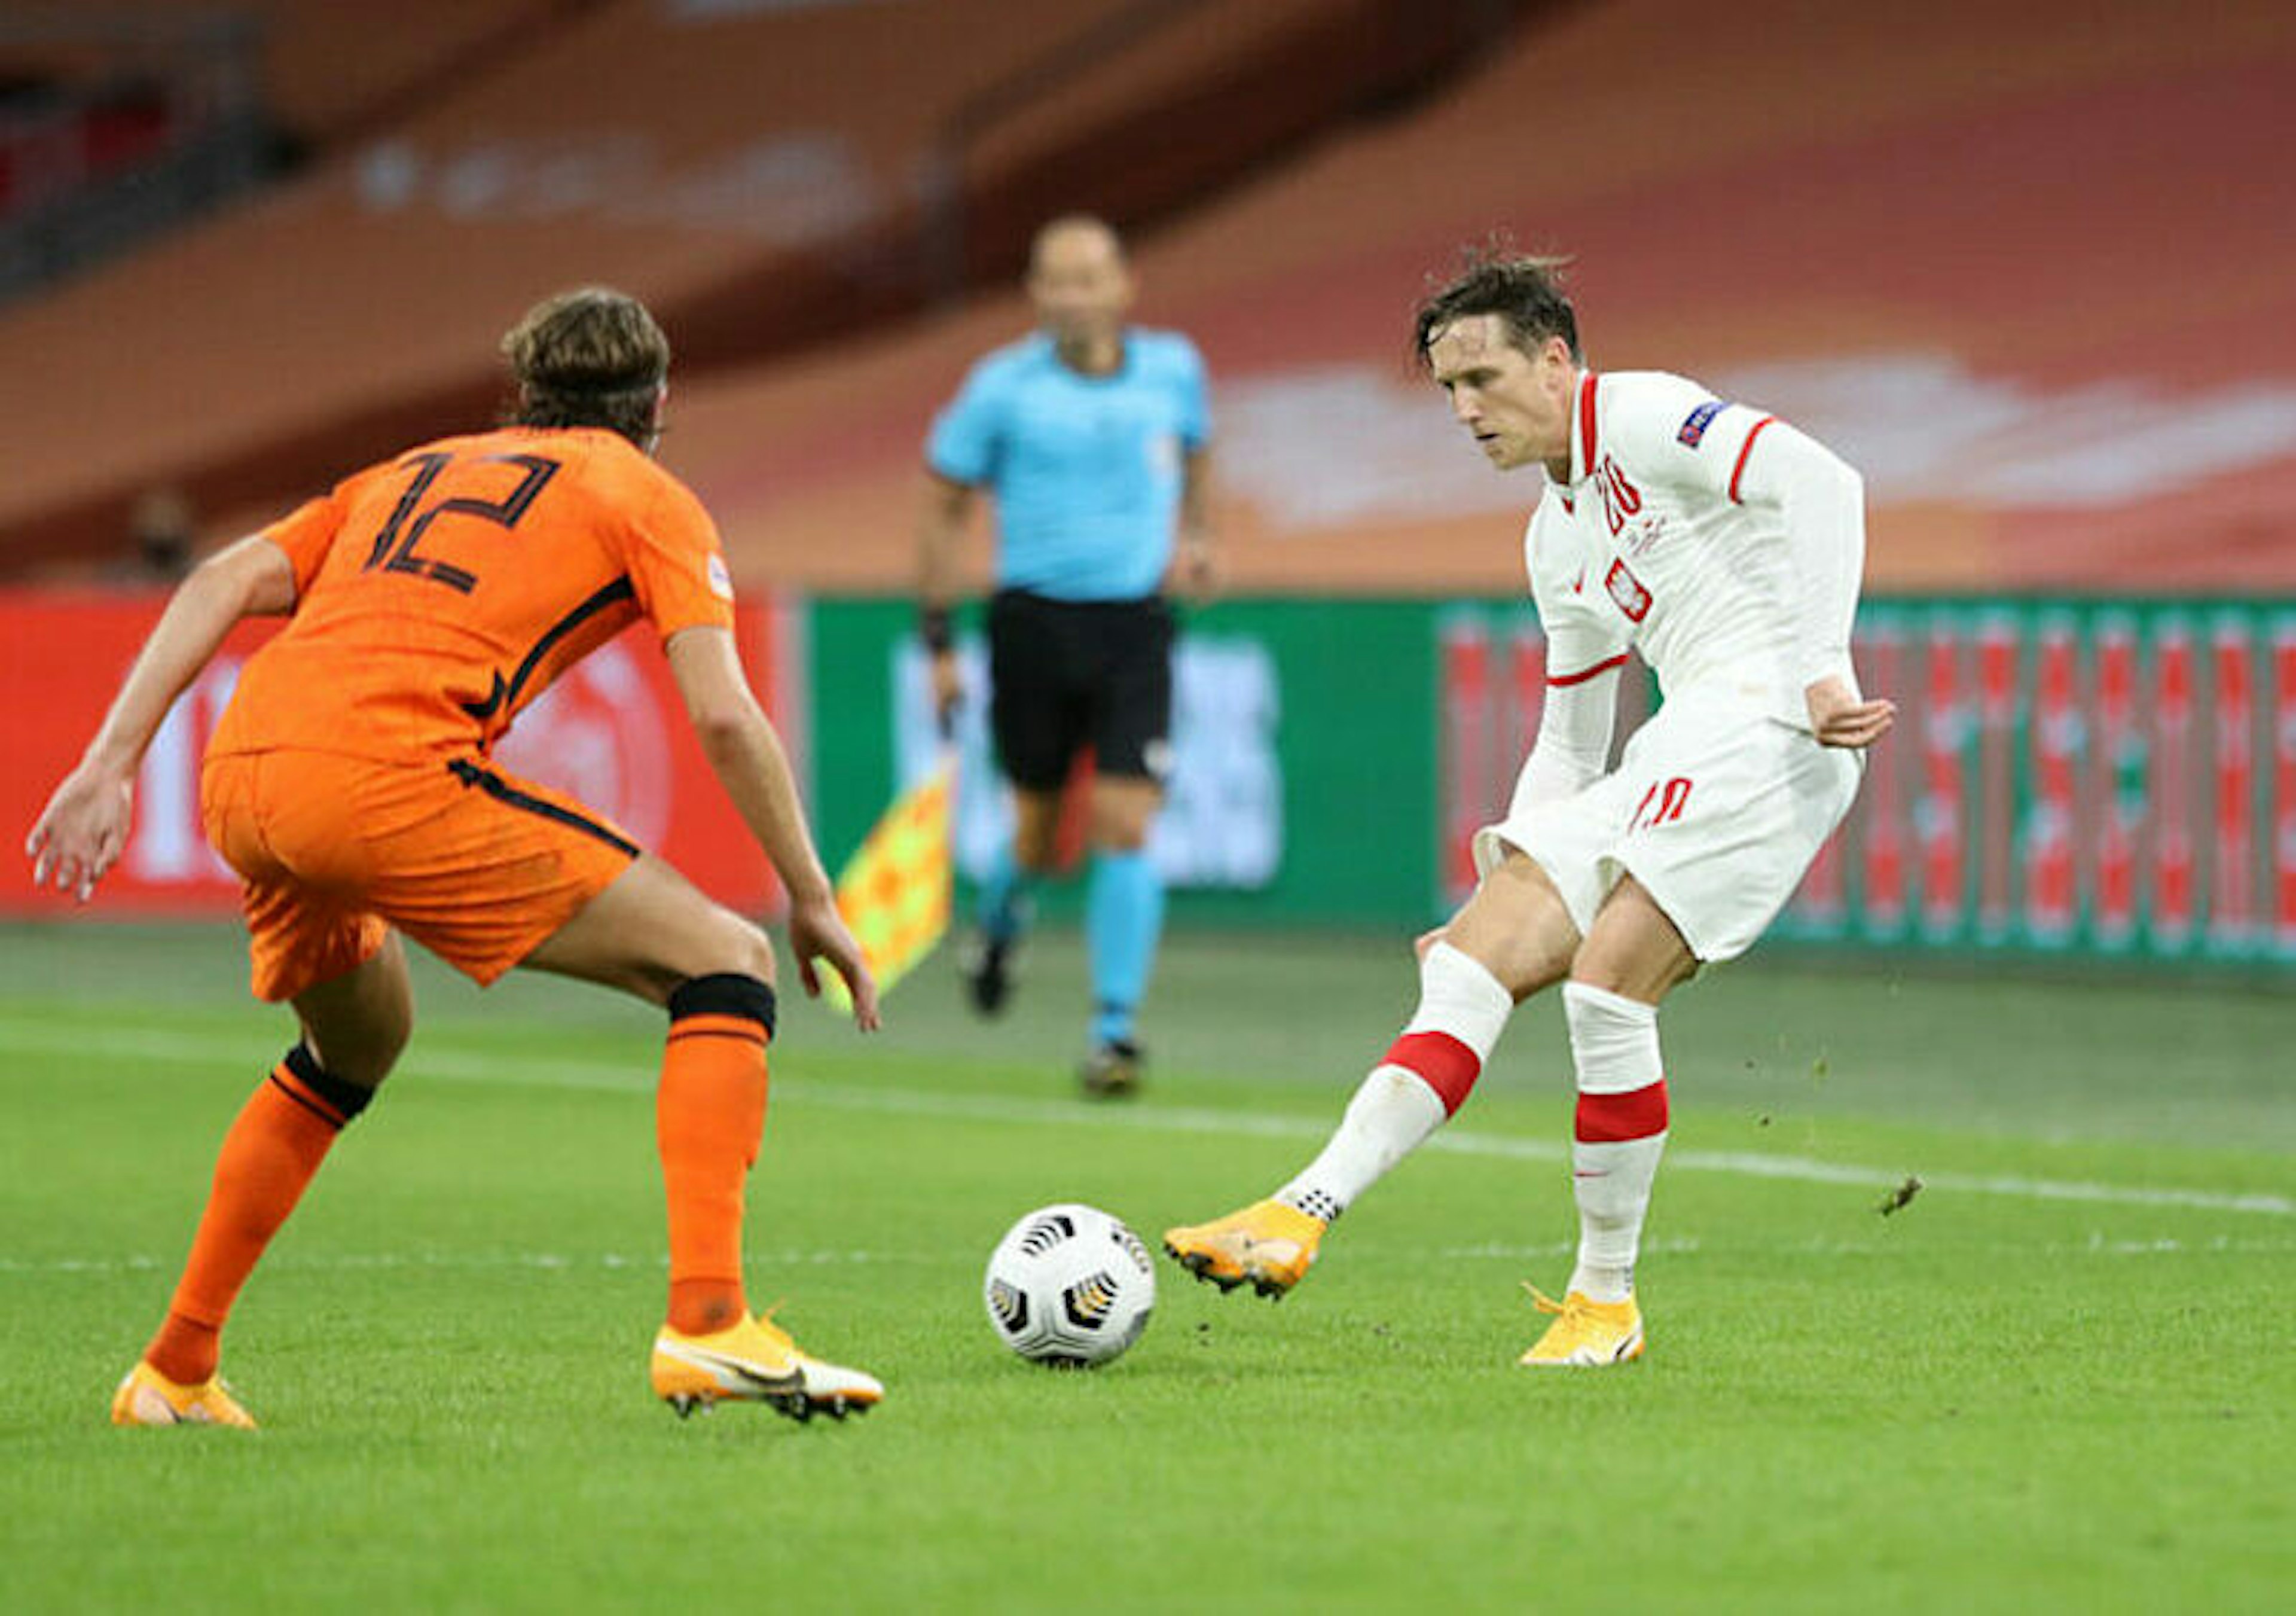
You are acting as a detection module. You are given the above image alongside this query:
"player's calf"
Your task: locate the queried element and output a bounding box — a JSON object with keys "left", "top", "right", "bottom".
{"left": 1561, "top": 978, "right": 1671, "bottom": 1306}
{"left": 1164, "top": 940, "right": 1516, "bottom": 1297}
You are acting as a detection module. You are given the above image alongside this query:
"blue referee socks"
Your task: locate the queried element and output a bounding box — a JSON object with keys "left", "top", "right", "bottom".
{"left": 1086, "top": 847, "right": 1164, "bottom": 1047}
{"left": 976, "top": 841, "right": 1035, "bottom": 945}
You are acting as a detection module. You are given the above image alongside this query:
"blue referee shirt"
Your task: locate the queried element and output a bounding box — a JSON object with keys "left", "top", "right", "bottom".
{"left": 926, "top": 328, "right": 1211, "bottom": 602}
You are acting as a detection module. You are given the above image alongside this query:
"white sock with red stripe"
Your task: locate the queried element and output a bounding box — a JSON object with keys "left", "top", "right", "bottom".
{"left": 1275, "top": 942, "right": 1513, "bottom": 1221}
{"left": 1562, "top": 981, "right": 1669, "bottom": 1304}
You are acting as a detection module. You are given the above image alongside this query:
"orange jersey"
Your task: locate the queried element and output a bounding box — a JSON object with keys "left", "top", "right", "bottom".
{"left": 210, "top": 426, "right": 734, "bottom": 763}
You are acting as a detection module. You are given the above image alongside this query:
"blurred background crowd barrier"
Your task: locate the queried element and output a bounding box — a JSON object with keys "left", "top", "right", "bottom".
{"left": 0, "top": 591, "right": 787, "bottom": 914}
{"left": 4, "top": 0, "right": 2292, "bottom": 968}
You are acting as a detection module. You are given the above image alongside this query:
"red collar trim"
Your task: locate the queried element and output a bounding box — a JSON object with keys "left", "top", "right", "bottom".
{"left": 1574, "top": 370, "right": 1600, "bottom": 482}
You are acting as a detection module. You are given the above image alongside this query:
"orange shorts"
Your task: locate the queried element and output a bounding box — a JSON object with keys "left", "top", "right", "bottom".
{"left": 200, "top": 749, "right": 640, "bottom": 1002}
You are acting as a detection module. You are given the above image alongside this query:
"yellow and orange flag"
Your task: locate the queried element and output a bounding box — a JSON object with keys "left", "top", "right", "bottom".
{"left": 823, "top": 756, "right": 954, "bottom": 1011}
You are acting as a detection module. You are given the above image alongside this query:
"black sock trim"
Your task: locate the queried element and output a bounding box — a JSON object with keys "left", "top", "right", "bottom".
{"left": 283, "top": 1042, "right": 375, "bottom": 1122}
{"left": 667, "top": 973, "right": 776, "bottom": 1040}
{"left": 267, "top": 1071, "right": 341, "bottom": 1128}
{"left": 666, "top": 1026, "right": 770, "bottom": 1049}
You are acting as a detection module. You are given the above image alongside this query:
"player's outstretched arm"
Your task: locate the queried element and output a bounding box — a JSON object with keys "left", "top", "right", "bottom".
{"left": 26, "top": 535, "right": 296, "bottom": 901}
{"left": 915, "top": 472, "right": 978, "bottom": 725}
{"left": 663, "top": 625, "right": 881, "bottom": 1030}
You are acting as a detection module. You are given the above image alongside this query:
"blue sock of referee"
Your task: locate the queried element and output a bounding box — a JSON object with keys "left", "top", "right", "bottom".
{"left": 977, "top": 841, "right": 1034, "bottom": 944}
{"left": 1086, "top": 847, "right": 1164, "bottom": 1048}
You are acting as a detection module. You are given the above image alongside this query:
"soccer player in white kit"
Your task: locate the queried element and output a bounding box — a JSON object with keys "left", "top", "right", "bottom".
{"left": 1165, "top": 252, "right": 1895, "bottom": 1365}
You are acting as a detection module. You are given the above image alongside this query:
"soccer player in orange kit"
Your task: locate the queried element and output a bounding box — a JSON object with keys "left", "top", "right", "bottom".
{"left": 26, "top": 288, "right": 885, "bottom": 1427}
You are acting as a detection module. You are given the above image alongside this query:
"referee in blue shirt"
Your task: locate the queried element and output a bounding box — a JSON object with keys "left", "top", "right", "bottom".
{"left": 918, "top": 215, "right": 1214, "bottom": 1097}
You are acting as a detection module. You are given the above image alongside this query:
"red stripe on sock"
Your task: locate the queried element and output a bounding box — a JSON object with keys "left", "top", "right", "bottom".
{"left": 1384, "top": 1031, "right": 1482, "bottom": 1117}
{"left": 1575, "top": 1080, "right": 1669, "bottom": 1142}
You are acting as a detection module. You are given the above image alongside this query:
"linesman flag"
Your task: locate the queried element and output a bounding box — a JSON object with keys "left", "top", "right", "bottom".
{"left": 823, "top": 756, "right": 954, "bottom": 1011}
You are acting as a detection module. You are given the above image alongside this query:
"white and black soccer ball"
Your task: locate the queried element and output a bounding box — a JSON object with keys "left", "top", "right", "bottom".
{"left": 982, "top": 1203, "right": 1156, "bottom": 1368}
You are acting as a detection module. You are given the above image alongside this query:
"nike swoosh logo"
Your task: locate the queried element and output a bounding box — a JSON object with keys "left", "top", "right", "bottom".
{"left": 657, "top": 1340, "right": 802, "bottom": 1392}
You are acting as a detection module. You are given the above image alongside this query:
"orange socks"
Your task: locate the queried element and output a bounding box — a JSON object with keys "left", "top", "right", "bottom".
{"left": 141, "top": 977, "right": 777, "bottom": 1382}
{"left": 145, "top": 1047, "right": 373, "bottom": 1386}
{"left": 657, "top": 975, "right": 777, "bottom": 1337}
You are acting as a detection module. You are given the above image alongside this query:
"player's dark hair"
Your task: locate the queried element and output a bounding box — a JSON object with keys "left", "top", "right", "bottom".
{"left": 501, "top": 287, "right": 670, "bottom": 449}
{"left": 1412, "top": 245, "right": 1581, "bottom": 368}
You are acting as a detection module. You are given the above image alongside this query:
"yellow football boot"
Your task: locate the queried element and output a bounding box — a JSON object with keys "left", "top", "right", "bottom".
{"left": 111, "top": 1362, "right": 258, "bottom": 1429}
{"left": 1162, "top": 1199, "right": 1326, "bottom": 1299}
{"left": 1518, "top": 1285, "right": 1645, "bottom": 1368}
{"left": 651, "top": 1310, "right": 883, "bottom": 1423}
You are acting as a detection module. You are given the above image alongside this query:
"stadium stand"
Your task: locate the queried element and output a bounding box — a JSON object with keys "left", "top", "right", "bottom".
{"left": 0, "top": 0, "right": 1533, "bottom": 575}
{"left": 1, "top": 77, "right": 178, "bottom": 222}
{"left": 111, "top": 1, "right": 600, "bottom": 150}
{"left": 643, "top": 0, "right": 2296, "bottom": 596}
{"left": 0, "top": 9, "right": 273, "bottom": 295}
{"left": 0, "top": 3, "right": 584, "bottom": 155}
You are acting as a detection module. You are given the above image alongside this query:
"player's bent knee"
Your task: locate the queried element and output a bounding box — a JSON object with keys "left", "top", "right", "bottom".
{"left": 286, "top": 1042, "right": 384, "bottom": 1117}
{"left": 1088, "top": 780, "right": 1161, "bottom": 850}
{"left": 1089, "top": 817, "right": 1152, "bottom": 852}
{"left": 618, "top": 911, "right": 775, "bottom": 1006}
{"left": 1570, "top": 923, "right": 1696, "bottom": 1004}
{"left": 297, "top": 1007, "right": 410, "bottom": 1090}
{"left": 363, "top": 1020, "right": 412, "bottom": 1087}
{"left": 714, "top": 917, "right": 777, "bottom": 987}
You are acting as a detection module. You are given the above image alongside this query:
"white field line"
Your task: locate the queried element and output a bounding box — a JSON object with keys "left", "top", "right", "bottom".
{"left": 11, "top": 1233, "right": 2292, "bottom": 1280}
{"left": 0, "top": 1248, "right": 939, "bottom": 1276}
{"left": 0, "top": 1020, "right": 2288, "bottom": 1219}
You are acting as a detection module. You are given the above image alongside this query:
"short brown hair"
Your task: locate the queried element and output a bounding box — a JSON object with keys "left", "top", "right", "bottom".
{"left": 1412, "top": 245, "right": 1580, "bottom": 368}
{"left": 501, "top": 287, "right": 670, "bottom": 447}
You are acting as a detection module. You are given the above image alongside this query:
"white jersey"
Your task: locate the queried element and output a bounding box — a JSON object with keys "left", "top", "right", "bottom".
{"left": 1524, "top": 369, "right": 1864, "bottom": 731}
{"left": 1477, "top": 368, "right": 1873, "bottom": 960}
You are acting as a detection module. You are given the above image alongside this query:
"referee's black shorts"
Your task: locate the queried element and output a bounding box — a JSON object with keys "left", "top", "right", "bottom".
{"left": 986, "top": 588, "right": 1174, "bottom": 793}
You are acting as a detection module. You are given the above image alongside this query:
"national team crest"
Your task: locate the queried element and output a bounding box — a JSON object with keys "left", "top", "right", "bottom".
{"left": 1605, "top": 558, "right": 1652, "bottom": 623}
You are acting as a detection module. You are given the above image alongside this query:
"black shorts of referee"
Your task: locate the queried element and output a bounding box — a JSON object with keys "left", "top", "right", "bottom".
{"left": 986, "top": 588, "right": 1174, "bottom": 793}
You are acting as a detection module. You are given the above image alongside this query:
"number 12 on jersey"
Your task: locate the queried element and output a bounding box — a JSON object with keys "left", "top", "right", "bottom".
{"left": 363, "top": 452, "right": 561, "bottom": 594}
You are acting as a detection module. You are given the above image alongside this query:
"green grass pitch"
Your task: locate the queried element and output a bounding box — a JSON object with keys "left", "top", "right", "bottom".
{"left": 1, "top": 922, "right": 2290, "bottom": 1613}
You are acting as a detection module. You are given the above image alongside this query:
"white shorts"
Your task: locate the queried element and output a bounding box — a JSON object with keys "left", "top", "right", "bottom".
{"left": 1472, "top": 698, "right": 1861, "bottom": 963}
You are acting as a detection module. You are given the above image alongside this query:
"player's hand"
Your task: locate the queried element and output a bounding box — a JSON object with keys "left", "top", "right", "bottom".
{"left": 1805, "top": 675, "right": 1895, "bottom": 749}
{"left": 788, "top": 890, "right": 881, "bottom": 1031}
{"left": 1168, "top": 534, "right": 1220, "bottom": 605}
{"left": 1413, "top": 924, "right": 1449, "bottom": 963}
{"left": 928, "top": 648, "right": 963, "bottom": 737}
{"left": 26, "top": 758, "right": 135, "bottom": 903}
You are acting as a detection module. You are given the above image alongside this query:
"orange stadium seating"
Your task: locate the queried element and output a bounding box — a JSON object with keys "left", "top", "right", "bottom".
{"left": 0, "top": 0, "right": 1497, "bottom": 574}
{"left": 5, "top": 0, "right": 2293, "bottom": 595}
{"left": 642, "top": 0, "right": 2296, "bottom": 596}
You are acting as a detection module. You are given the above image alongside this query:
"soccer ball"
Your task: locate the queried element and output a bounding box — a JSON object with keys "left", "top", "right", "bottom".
{"left": 982, "top": 1203, "right": 1156, "bottom": 1368}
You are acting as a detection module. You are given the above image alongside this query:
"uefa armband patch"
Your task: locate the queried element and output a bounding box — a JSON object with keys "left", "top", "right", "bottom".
{"left": 707, "top": 552, "right": 735, "bottom": 601}
{"left": 1677, "top": 400, "right": 1726, "bottom": 447}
